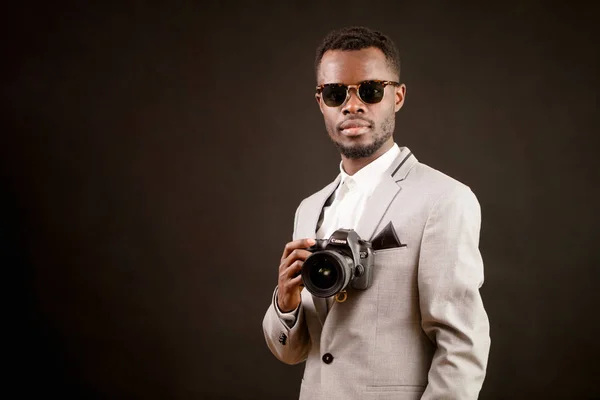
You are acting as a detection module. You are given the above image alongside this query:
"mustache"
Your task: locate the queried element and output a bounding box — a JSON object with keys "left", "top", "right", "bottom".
{"left": 336, "top": 117, "right": 374, "bottom": 130}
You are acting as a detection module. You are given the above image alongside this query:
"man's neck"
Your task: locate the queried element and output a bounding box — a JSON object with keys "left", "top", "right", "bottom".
{"left": 341, "top": 141, "right": 394, "bottom": 176}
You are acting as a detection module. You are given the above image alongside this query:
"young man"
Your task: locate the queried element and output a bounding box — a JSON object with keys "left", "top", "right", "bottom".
{"left": 263, "top": 26, "right": 490, "bottom": 400}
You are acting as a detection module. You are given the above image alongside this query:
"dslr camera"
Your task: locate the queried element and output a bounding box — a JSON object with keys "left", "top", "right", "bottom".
{"left": 301, "top": 229, "right": 374, "bottom": 298}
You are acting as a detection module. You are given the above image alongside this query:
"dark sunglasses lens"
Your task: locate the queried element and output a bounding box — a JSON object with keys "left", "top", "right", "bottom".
{"left": 322, "top": 85, "right": 347, "bottom": 107}
{"left": 359, "top": 81, "right": 386, "bottom": 104}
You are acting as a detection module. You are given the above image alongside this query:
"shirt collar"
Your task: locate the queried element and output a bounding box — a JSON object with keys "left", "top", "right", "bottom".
{"left": 338, "top": 143, "right": 401, "bottom": 196}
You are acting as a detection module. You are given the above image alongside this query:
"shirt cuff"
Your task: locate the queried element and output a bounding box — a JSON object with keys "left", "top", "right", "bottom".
{"left": 274, "top": 287, "right": 300, "bottom": 329}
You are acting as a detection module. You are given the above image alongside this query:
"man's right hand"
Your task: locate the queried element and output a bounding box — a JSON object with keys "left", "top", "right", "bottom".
{"left": 277, "top": 238, "right": 316, "bottom": 312}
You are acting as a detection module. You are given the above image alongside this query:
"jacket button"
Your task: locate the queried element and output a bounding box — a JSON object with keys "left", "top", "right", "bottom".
{"left": 322, "top": 353, "right": 334, "bottom": 364}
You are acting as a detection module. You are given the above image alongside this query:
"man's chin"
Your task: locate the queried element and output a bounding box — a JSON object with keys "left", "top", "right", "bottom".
{"left": 334, "top": 142, "right": 379, "bottom": 159}
{"left": 332, "top": 131, "right": 394, "bottom": 159}
{"left": 336, "top": 133, "right": 372, "bottom": 146}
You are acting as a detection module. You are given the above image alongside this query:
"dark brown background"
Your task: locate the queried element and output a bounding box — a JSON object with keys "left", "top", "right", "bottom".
{"left": 3, "top": 1, "right": 599, "bottom": 399}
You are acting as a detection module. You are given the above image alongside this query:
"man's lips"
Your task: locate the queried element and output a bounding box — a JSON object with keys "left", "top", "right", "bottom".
{"left": 338, "top": 119, "right": 371, "bottom": 130}
{"left": 338, "top": 119, "right": 372, "bottom": 136}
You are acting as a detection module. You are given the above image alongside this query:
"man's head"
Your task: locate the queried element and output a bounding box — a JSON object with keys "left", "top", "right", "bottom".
{"left": 314, "top": 27, "right": 406, "bottom": 161}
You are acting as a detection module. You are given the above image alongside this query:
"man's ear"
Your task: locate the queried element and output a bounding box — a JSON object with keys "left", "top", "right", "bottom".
{"left": 315, "top": 93, "right": 325, "bottom": 115}
{"left": 394, "top": 84, "right": 406, "bottom": 113}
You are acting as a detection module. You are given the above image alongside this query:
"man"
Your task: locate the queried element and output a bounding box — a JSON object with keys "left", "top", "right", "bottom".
{"left": 262, "top": 26, "right": 490, "bottom": 400}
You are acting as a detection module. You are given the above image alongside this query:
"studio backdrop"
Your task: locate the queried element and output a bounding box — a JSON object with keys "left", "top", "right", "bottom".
{"left": 3, "top": 1, "right": 599, "bottom": 399}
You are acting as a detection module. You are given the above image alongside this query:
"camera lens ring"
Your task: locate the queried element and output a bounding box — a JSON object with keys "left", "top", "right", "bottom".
{"left": 301, "top": 250, "right": 353, "bottom": 298}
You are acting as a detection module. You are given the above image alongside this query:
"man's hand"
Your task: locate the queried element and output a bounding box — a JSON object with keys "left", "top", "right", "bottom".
{"left": 277, "top": 238, "right": 316, "bottom": 312}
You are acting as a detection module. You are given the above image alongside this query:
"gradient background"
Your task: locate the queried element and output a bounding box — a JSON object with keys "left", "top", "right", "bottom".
{"left": 3, "top": 1, "right": 599, "bottom": 399}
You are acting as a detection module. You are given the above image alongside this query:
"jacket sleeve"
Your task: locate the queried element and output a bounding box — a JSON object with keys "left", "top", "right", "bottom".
{"left": 262, "top": 201, "right": 311, "bottom": 365}
{"left": 262, "top": 287, "right": 311, "bottom": 365}
{"left": 418, "top": 185, "right": 491, "bottom": 399}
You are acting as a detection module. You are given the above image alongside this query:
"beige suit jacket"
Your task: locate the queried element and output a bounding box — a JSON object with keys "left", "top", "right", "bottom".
{"left": 263, "top": 147, "right": 490, "bottom": 399}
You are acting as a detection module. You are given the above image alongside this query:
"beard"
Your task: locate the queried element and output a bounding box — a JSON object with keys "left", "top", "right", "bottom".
{"left": 328, "top": 114, "right": 395, "bottom": 159}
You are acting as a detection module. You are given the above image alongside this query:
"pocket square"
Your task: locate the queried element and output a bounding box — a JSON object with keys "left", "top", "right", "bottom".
{"left": 371, "top": 222, "right": 406, "bottom": 250}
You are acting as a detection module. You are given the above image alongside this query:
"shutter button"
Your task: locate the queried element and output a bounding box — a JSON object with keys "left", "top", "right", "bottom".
{"left": 322, "top": 353, "right": 334, "bottom": 364}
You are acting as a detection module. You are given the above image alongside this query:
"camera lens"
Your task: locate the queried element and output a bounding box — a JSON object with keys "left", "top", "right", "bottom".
{"left": 301, "top": 250, "right": 353, "bottom": 298}
{"left": 308, "top": 255, "right": 338, "bottom": 290}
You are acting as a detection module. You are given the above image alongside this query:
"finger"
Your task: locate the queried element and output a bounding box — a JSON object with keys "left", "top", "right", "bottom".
{"left": 289, "top": 273, "right": 303, "bottom": 287}
{"left": 278, "top": 254, "right": 294, "bottom": 273}
{"left": 281, "top": 238, "right": 316, "bottom": 261}
{"left": 279, "top": 249, "right": 312, "bottom": 272}
{"left": 285, "top": 259, "right": 304, "bottom": 278}
{"left": 287, "top": 249, "right": 313, "bottom": 263}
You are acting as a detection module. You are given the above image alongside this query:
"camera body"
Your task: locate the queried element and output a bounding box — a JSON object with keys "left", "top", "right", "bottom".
{"left": 301, "top": 229, "right": 374, "bottom": 298}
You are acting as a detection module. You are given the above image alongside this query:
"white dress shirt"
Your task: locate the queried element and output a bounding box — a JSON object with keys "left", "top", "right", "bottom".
{"left": 316, "top": 142, "right": 401, "bottom": 240}
{"left": 276, "top": 143, "right": 401, "bottom": 325}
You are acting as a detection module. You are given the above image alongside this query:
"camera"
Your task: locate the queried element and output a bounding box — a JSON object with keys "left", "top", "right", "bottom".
{"left": 301, "top": 229, "right": 374, "bottom": 298}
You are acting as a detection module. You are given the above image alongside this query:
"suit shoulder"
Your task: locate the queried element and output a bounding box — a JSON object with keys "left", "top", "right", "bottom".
{"left": 408, "top": 161, "right": 476, "bottom": 199}
{"left": 403, "top": 161, "right": 480, "bottom": 214}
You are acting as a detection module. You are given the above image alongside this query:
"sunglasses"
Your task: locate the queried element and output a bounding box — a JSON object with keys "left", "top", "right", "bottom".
{"left": 316, "top": 80, "right": 400, "bottom": 107}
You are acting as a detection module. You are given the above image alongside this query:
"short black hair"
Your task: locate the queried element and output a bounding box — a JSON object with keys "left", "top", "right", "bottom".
{"left": 315, "top": 26, "right": 401, "bottom": 80}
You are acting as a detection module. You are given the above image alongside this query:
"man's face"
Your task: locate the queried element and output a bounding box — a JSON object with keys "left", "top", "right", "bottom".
{"left": 316, "top": 47, "right": 406, "bottom": 159}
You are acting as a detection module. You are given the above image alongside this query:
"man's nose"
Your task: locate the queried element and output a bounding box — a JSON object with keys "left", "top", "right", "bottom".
{"left": 342, "top": 88, "right": 365, "bottom": 114}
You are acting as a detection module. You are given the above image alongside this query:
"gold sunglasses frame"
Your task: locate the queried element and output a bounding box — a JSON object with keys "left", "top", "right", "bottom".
{"left": 315, "top": 80, "right": 400, "bottom": 106}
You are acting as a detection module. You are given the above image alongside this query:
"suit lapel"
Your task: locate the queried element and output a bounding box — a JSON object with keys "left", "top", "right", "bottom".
{"left": 312, "top": 295, "right": 328, "bottom": 327}
{"left": 295, "top": 175, "right": 341, "bottom": 240}
{"left": 355, "top": 147, "right": 417, "bottom": 241}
